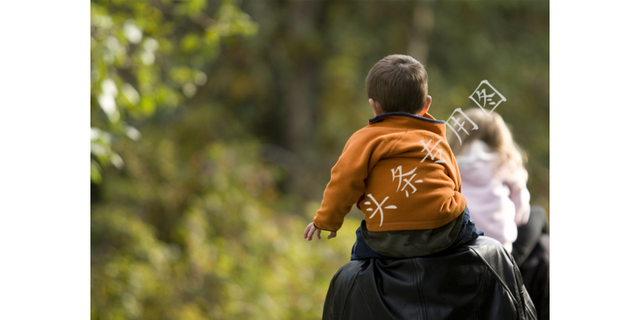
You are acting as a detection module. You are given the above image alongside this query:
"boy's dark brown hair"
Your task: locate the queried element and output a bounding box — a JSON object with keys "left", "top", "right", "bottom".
{"left": 365, "top": 54, "right": 428, "bottom": 114}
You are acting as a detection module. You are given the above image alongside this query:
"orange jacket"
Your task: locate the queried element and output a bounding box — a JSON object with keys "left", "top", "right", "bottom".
{"left": 313, "top": 112, "right": 467, "bottom": 232}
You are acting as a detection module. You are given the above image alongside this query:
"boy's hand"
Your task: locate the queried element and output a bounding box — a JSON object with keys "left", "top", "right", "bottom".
{"left": 304, "top": 222, "right": 337, "bottom": 241}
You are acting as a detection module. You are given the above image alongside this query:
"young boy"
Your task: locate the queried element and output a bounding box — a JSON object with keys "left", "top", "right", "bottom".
{"left": 303, "top": 54, "right": 482, "bottom": 259}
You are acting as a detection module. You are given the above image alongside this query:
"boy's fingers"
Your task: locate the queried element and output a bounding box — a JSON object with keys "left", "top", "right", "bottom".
{"left": 304, "top": 223, "right": 315, "bottom": 241}
{"left": 303, "top": 223, "right": 335, "bottom": 241}
{"left": 306, "top": 225, "right": 315, "bottom": 238}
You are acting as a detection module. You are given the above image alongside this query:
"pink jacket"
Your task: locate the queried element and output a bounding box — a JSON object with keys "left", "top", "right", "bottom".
{"left": 456, "top": 141, "right": 530, "bottom": 252}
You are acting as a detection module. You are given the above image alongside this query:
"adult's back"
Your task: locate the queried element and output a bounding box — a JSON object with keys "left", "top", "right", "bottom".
{"left": 322, "top": 236, "right": 537, "bottom": 320}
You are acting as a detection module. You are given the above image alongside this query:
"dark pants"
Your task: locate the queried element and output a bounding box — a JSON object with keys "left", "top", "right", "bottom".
{"left": 512, "top": 205, "right": 549, "bottom": 320}
{"left": 511, "top": 205, "right": 548, "bottom": 266}
{"left": 350, "top": 207, "right": 484, "bottom": 260}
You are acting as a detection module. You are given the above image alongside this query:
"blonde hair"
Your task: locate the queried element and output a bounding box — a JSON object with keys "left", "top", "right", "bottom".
{"left": 448, "top": 108, "right": 528, "bottom": 180}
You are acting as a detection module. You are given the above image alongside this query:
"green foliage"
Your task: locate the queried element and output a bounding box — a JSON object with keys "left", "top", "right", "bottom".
{"left": 92, "top": 0, "right": 549, "bottom": 319}
{"left": 91, "top": 89, "right": 360, "bottom": 317}
{"left": 90, "top": 0, "right": 257, "bottom": 183}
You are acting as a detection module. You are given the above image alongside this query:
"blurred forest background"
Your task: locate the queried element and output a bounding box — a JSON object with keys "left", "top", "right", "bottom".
{"left": 91, "top": 0, "right": 548, "bottom": 319}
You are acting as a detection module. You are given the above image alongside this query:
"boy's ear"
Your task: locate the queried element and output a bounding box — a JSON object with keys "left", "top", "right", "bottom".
{"left": 419, "top": 95, "right": 432, "bottom": 114}
{"left": 369, "top": 99, "right": 384, "bottom": 116}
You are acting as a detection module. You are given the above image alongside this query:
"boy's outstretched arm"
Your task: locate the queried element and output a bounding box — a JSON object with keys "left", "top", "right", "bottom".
{"left": 304, "top": 222, "right": 337, "bottom": 241}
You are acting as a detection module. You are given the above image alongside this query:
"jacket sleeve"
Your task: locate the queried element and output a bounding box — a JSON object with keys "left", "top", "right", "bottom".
{"left": 313, "top": 130, "right": 382, "bottom": 231}
{"left": 505, "top": 166, "right": 531, "bottom": 227}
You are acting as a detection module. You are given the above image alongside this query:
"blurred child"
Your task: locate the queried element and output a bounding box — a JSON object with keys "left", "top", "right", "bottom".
{"left": 304, "top": 55, "right": 482, "bottom": 259}
{"left": 447, "top": 108, "right": 531, "bottom": 253}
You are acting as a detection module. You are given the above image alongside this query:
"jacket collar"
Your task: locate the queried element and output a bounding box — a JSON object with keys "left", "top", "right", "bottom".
{"left": 368, "top": 112, "right": 445, "bottom": 125}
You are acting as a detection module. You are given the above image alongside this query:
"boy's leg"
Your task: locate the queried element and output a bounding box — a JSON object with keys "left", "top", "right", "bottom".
{"left": 448, "top": 206, "right": 484, "bottom": 248}
{"left": 351, "top": 220, "right": 391, "bottom": 261}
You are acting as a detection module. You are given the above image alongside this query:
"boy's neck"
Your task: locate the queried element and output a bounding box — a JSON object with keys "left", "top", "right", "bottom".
{"left": 381, "top": 111, "right": 424, "bottom": 116}
{"left": 369, "top": 96, "right": 432, "bottom": 117}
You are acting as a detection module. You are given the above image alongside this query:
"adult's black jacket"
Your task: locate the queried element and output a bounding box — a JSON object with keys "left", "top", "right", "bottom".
{"left": 323, "top": 236, "right": 537, "bottom": 320}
